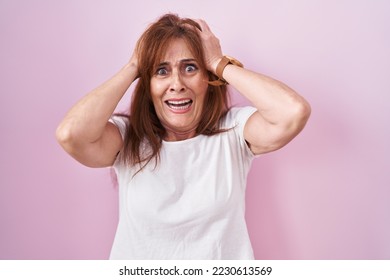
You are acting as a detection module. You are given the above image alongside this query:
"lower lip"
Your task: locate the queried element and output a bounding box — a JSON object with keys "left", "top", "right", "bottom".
{"left": 165, "top": 102, "right": 193, "bottom": 114}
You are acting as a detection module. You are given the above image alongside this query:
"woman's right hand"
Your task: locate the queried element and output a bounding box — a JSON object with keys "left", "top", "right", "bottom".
{"left": 56, "top": 47, "right": 140, "bottom": 168}
{"left": 128, "top": 47, "right": 140, "bottom": 78}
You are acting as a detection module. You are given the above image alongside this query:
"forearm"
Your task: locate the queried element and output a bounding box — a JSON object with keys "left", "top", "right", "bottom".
{"left": 57, "top": 62, "right": 138, "bottom": 144}
{"left": 222, "top": 64, "right": 310, "bottom": 127}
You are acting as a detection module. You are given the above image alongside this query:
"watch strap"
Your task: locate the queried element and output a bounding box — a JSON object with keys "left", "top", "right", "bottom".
{"left": 209, "top": 56, "right": 243, "bottom": 86}
{"left": 216, "top": 56, "right": 232, "bottom": 81}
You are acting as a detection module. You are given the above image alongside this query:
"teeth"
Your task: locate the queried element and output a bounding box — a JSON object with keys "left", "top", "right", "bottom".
{"left": 165, "top": 99, "right": 192, "bottom": 110}
{"left": 166, "top": 99, "right": 192, "bottom": 105}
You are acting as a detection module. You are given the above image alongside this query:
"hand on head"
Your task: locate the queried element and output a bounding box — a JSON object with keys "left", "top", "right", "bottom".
{"left": 191, "top": 19, "right": 224, "bottom": 75}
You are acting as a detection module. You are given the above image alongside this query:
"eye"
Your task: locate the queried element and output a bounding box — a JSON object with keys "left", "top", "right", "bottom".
{"left": 156, "top": 67, "right": 168, "bottom": 76}
{"left": 184, "top": 64, "right": 198, "bottom": 73}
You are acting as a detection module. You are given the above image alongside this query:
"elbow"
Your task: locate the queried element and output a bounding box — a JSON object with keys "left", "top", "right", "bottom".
{"left": 298, "top": 99, "right": 311, "bottom": 123}
{"left": 55, "top": 123, "right": 78, "bottom": 152}
{"left": 291, "top": 99, "right": 311, "bottom": 132}
{"left": 56, "top": 124, "right": 67, "bottom": 145}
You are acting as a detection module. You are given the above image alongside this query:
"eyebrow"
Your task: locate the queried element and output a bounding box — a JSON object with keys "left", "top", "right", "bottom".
{"left": 157, "top": 58, "right": 197, "bottom": 67}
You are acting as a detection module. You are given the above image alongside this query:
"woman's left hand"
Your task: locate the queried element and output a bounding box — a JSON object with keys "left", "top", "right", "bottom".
{"left": 193, "top": 19, "right": 223, "bottom": 74}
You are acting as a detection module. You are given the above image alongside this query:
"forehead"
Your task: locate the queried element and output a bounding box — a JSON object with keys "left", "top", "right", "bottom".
{"left": 161, "top": 38, "right": 195, "bottom": 62}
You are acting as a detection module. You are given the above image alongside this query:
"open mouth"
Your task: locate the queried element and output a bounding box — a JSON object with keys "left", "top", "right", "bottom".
{"left": 165, "top": 99, "right": 193, "bottom": 111}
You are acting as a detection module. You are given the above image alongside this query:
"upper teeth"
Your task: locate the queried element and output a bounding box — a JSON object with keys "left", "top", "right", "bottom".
{"left": 167, "top": 100, "right": 191, "bottom": 105}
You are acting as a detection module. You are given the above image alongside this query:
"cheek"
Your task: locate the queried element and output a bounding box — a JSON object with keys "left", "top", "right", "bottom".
{"left": 150, "top": 80, "right": 165, "bottom": 103}
{"left": 150, "top": 79, "right": 158, "bottom": 97}
{"left": 196, "top": 82, "right": 209, "bottom": 102}
{"left": 189, "top": 74, "right": 207, "bottom": 93}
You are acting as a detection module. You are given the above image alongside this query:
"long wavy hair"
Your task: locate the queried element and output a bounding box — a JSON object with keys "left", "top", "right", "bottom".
{"left": 118, "top": 14, "right": 230, "bottom": 171}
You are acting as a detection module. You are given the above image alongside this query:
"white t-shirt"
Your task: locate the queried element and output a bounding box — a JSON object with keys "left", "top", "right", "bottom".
{"left": 109, "top": 106, "right": 257, "bottom": 259}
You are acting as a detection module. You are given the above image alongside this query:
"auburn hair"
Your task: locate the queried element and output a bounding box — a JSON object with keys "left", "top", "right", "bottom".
{"left": 118, "top": 13, "right": 230, "bottom": 171}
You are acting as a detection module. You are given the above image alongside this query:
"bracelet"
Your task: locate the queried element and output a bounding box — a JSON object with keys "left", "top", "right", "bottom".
{"left": 209, "top": 56, "right": 243, "bottom": 86}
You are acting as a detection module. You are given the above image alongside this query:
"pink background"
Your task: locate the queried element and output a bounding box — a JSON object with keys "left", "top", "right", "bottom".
{"left": 1, "top": 0, "right": 389, "bottom": 259}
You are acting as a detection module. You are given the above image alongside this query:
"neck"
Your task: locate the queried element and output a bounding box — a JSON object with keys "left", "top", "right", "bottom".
{"left": 163, "top": 128, "right": 197, "bottom": 141}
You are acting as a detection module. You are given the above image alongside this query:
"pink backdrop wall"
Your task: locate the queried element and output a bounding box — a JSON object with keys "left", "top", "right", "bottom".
{"left": 1, "top": 0, "right": 389, "bottom": 259}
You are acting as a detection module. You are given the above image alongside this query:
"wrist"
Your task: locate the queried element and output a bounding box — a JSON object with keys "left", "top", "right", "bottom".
{"left": 123, "top": 62, "right": 139, "bottom": 80}
{"left": 209, "top": 56, "right": 243, "bottom": 86}
{"left": 211, "top": 57, "right": 223, "bottom": 75}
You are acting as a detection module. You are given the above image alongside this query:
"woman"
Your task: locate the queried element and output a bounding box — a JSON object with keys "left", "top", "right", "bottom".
{"left": 56, "top": 14, "right": 310, "bottom": 259}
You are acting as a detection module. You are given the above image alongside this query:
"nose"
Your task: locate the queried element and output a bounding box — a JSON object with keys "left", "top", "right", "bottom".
{"left": 169, "top": 71, "right": 185, "bottom": 93}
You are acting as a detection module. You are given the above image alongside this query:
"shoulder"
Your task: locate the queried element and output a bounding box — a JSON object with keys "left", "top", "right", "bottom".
{"left": 217, "top": 106, "right": 258, "bottom": 160}
{"left": 109, "top": 114, "right": 129, "bottom": 139}
{"left": 221, "top": 106, "right": 257, "bottom": 129}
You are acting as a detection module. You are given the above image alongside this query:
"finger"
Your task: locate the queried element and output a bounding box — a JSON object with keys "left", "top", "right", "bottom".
{"left": 193, "top": 19, "right": 211, "bottom": 33}
{"left": 181, "top": 18, "right": 202, "bottom": 32}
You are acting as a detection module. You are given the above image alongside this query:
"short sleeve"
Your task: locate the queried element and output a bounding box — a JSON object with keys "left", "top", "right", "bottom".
{"left": 223, "top": 106, "right": 258, "bottom": 158}
{"left": 109, "top": 115, "right": 128, "bottom": 140}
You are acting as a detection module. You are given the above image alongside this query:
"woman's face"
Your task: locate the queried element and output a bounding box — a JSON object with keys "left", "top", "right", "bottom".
{"left": 150, "top": 38, "right": 208, "bottom": 141}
